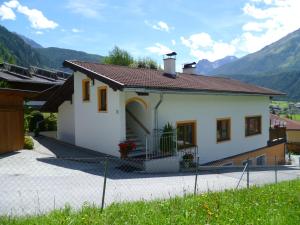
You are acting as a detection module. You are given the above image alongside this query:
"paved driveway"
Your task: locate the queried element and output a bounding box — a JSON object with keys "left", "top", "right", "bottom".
{"left": 0, "top": 138, "right": 299, "bottom": 216}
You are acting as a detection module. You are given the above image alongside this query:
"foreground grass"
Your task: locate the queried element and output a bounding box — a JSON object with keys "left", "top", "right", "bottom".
{"left": 1, "top": 180, "right": 300, "bottom": 225}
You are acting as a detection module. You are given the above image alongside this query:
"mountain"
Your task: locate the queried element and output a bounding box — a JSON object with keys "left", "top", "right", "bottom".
{"left": 0, "top": 25, "right": 42, "bottom": 66}
{"left": 0, "top": 25, "right": 104, "bottom": 70}
{"left": 209, "top": 28, "right": 300, "bottom": 101}
{"left": 35, "top": 47, "right": 103, "bottom": 70}
{"left": 16, "top": 33, "right": 43, "bottom": 48}
{"left": 196, "top": 56, "right": 238, "bottom": 74}
{"left": 212, "top": 28, "right": 300, "bottom": 76}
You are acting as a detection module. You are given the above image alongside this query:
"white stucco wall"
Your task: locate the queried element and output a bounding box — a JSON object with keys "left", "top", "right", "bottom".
{"left": 57, "top": 100, "right": 75, "bottom": 144}
{"left": 73, "top": 71, "right": 125, "bottom": 156}
{"left": 155, "top": 94, "right": 270, "bottom": 164}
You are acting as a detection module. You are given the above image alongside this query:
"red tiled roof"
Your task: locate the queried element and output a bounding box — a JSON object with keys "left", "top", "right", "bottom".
{"left": 270, "top": 114, "right": 300, "bottom": 130}
{"left": 64, "top": 60, "right": 284, "bottom": 96}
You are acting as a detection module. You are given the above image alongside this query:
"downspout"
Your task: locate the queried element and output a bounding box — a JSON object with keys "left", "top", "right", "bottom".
{"left": 154, "top": 93, "right": 164, "bottom": 130}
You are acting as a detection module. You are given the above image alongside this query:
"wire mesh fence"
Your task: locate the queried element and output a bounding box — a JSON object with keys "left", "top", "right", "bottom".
{"left": 0, "top": 150, "right": 299, "bottom": 217}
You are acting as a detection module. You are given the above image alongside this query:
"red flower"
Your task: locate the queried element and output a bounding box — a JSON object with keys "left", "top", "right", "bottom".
{"left": 119, "top": 140, "right": 136, "bottom": 152}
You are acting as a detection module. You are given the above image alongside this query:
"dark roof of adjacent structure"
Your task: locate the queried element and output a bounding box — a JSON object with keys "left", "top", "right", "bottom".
{"left": 270, "top": 114, "right": 300, "bottom": 131}
{"left": 0, "top": 88, "right": 39, "bottom": 98}
{"left": 0, "top": 63, "right": 70, "bottom": 84}
{"left": 63, "top": 60, "right": 284, "bottom": 96}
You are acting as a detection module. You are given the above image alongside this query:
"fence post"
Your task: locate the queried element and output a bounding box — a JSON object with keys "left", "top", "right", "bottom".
{"left": 275, "top": 155, "right": 278, "bottom": 184}
{"left": 145, "top": 135, "right": 148, "bottom": 161}
{"left": 101, "top": 157, "right": 108, "bottom": 212}
{"left": 194, "top": 157, "right": 199, "bottom": 195}
{"left": 246, "top": 158, "right": 250, "bottom": 188}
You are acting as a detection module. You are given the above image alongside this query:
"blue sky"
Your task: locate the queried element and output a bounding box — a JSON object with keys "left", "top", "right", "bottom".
{"left": 0, "top": 0, "right": 299, "bottom": 70}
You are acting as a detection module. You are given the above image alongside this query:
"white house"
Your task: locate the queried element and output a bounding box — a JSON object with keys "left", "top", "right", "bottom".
{"left": 42, "top": 53, "right": 285, "bottom": 170}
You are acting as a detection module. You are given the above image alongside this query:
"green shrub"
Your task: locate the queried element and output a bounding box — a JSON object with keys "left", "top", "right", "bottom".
{"left": 44, "top": 113, "right": 57, "bottom": 131}
{"left": 0, "top": 80, "right": 10, "bottom": 88}
{"left": 28, "top": 110, "right": 45, "bottom": 132}
{"left": 160, "top": 122, "right": 176, "bottom": 154}
{"left": 24, "top": 136, "right": 34, "bottom": 150}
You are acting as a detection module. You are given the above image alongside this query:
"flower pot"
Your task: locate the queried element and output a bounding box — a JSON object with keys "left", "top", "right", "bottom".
{"left": 120, "top": 151, "right": 128, "bottom": 159}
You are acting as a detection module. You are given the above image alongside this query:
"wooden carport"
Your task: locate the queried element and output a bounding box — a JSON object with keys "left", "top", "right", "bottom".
{"left": 0, "top": 88, "right": 38, "bottom": 154}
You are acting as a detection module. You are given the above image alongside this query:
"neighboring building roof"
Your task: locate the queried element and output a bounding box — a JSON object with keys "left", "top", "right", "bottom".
{"left": 63, "top": 60, "right": 284, "bottom": 96}
{"left": 0, "top": 63, "right": 70, "bottom": 85}
{"left": 270, "top": 114, "right": 300, "bottom": 131}
{"left": 0, "top": 88, "right": 39, "bottom": 98}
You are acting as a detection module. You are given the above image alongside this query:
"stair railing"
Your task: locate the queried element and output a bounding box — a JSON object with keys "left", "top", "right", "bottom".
{"left": 126, "top": 109, "right": 150, "bottom": 135}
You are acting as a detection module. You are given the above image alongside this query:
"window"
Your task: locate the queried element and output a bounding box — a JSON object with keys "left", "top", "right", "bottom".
{"left": 98, "top": 86, "right": 107, "bottom": 112}
{"left": 217, "top": 118, "right": 231, "bottom": 142}
{"left": 245, "top": 116, "right": 262, "bottom": 136}
{"left": 256, "top": 155, "right": 266, "bottom": 166}
{"left": 177, "top": 121, "right": 196, "bottom": 149}
{"left": 82, "top": 79, "right": 90, "bottom": 101}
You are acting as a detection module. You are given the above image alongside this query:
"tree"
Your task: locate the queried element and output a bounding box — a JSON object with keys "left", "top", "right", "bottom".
{"left": 103, "top": 46, "right": 134, "bottom": 66}
{"left": 104, "top": 46, "right": 160, "bottom": 70}
{"left": 130, "top": 57, "right": 159, "bottom": 70}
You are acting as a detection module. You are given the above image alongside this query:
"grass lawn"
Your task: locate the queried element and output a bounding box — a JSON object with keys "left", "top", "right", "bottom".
{"left": 290, "top": 114, "right": 300, "bottom": 121}
{"left": 1, "top": 179, "right": 300, "bottom": 225}
{"left": 271, "top": 100, "right": 289, "bottom": 109}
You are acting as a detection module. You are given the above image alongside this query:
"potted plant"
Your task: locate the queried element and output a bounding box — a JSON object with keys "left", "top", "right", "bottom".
{"left": 118, "top": 140, "right": 136, "bottom": 159}
{"left": 182, "top": 153, "right": 194, "bottom": 168}
{"left": 160, "top": 122, "right": 176, "bottom": 155}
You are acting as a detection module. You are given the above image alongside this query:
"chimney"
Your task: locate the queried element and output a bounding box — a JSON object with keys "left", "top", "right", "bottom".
{"left": 182, "top": 62, "right": 198, "bottom": 75}
{"left": 163, "top": 52, "right": 177, "bottom": 76}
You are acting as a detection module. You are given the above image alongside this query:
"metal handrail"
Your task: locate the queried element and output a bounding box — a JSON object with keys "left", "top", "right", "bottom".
{"left": 126, "top": 109, "right": 150, "bottom": 135}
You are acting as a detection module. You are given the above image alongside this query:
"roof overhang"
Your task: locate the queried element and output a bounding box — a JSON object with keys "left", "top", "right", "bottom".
{"left": 40, "top": 76, "right": 74, "bottom": 112}
{"left": 63, "top": 60, "right": 124, "bottom": 91}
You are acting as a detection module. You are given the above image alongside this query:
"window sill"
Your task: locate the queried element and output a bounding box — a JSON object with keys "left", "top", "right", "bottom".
{"left": 217, "top": 138, "right": 231, "bottom": 144}
{"left": 245, "top": 133, "right": 262, "bottom": 138}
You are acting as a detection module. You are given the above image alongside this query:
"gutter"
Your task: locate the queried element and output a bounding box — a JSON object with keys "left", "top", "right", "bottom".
{"left": 123, "top": 87, "right": 285, "bottom": 97}
{"left": 154, "top": 93, "right": 163, "bottom": 130}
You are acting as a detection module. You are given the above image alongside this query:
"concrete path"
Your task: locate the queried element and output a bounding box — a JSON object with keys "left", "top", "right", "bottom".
{"left": 0, "top": 140, "right": 299, "bottom": 216}
{"left": 33, "top": 136, "right": 109, "bottom": 158}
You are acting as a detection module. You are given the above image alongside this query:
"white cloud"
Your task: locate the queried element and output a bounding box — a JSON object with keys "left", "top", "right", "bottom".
{"left": 171, "top": 39, "right": 176, "bottom": 45}
{"left": 0, "top": 4, "right": 16, "bottom": 20}
{"left": 2, "top": 0, "right": 58, "bottom": 29}
{"left": 145, "top": 20, "right": 173, "bottom": 32}
{"left": 181, "top": 33, "right": 236, "bottom": 61}
{"left": 146, "top": 43, "right": 172, "bottom": 55}
{"left": 67, "top": 0, "right": 106, "bottom": 18}
{"left": 35, "top": 31, "right": 43, "bottom": 35}
{"left": 71, "top": 28, "right": 82, "bottom": 33}
{"left": 180, "top": 33, "right": 213, "bottom": 49}
{"left": 181, "top": 0, "right": 300, "bottom": 60}
{"left": 236, "top": 0, "right": 300, "bottom": 53}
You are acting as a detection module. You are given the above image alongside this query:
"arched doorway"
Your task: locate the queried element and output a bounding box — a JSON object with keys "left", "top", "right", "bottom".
{"left": 125, "top": 97, "right": 150, "bottom": 157}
